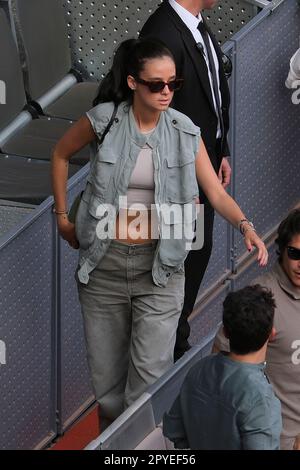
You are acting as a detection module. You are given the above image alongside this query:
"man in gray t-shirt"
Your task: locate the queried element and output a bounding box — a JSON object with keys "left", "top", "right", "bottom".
{"left": 214, "top": 209, "right": 300, "bottom": 450}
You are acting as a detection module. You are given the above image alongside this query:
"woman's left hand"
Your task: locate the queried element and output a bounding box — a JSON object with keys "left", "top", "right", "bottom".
{"left": 243, "top": 230, "right": 268, "bottom": 267}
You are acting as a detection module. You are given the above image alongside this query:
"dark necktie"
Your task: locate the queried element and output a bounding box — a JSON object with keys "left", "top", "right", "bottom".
{"left": 197, "top": 21, "right": 224, "bottom": 139}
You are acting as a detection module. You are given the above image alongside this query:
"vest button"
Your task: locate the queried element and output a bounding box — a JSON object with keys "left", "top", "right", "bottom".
{"left": 114, "top": 118, "right": 119, "bottom": 123}
{"left": 166, "top": 272, "right": 171, "bottom": 277}
{"left": 172, "top": 119, "right": 177, "bottom": 125}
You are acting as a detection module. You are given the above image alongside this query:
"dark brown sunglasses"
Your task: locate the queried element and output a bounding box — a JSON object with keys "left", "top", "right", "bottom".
{"left": 287, "top": 246, "right": 300, "bottom": 260}
{"left": 134, "top": 77, "right": 184, "bottom": 93}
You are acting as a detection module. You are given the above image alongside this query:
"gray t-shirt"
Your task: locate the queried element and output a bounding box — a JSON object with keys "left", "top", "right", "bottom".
{"left": 214, "top": 262, "right": 300, "bottom": 449}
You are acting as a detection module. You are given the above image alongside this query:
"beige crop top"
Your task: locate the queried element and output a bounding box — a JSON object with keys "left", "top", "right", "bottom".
{"left": 119, "top": 141, "right": 155, "bottom": 211}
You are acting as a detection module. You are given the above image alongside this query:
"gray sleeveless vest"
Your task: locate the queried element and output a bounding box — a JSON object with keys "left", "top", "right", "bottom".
{"left": 76, "top": 102, "right": 200, "bottom": 287}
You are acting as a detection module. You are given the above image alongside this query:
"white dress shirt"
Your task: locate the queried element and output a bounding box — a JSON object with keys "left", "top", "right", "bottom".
{"left": 285, "top": 47, "right": 300, "bottom": 88}
{"left": 169, "top": 0, "right": 222, "bottom": 138}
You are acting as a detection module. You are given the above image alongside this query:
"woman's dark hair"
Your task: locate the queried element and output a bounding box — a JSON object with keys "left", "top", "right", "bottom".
{"left": 93, "top": 37, "right": 175, "bottom": 106}
{"left": 275, "top": 208, "right": 300, "bottom": 261}
{"left": 223, "top": 285, "right": 276, "bottom": 355}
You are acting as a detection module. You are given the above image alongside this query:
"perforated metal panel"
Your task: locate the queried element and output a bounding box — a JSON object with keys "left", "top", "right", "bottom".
{"left": 0, "top": 204, "right": 34, "bottom": 238}
{"left": 232, "top": 0, "right": 300, "bottom": 260}
{"left": 62, "top": 0, "right": 162, "bottom": 80}
{"left": 203, "top": 0, "right": 257, "bottom": 45}
{"left": 189, "top": 284, "right": 230, "bottom": 346}
{"left": 0, "top": 210, "right": 55, "bottom": 449}
{"left": 197, "top": 214, "right": 230, "bottom": 296}
{"left": 233, "top": 243, "right": 278, "bottom": 290}
{"left": 59, "top": 174, "right": 94, "bottom": 430}
{"left": 62, "top": 0, "right": 257, "bottom": 80}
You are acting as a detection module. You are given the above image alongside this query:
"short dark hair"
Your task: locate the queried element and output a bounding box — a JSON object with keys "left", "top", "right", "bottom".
{"left": 275, "top": 209, "right": 300, "bottom": 261}
{"left": 223, "top": 285, "right": 276, "bottom": 355}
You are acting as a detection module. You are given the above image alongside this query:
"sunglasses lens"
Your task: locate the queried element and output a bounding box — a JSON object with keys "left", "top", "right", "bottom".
{"left": 148, "top": 80, "right": 183, "bottom": 92}
{"left": 149, "top": 82, "right": 165, "bottom": 92}
{"left": 287, "top": 247, "right": 300, "bottom": 260}
{"left": 136, "top": 77, "right": 184, "bottom": 93}
{"left": 168, "top": 80, "right": 177, "bottom": 91}
{"left": 170, "top": 79, "right": 183, "bottom": 91}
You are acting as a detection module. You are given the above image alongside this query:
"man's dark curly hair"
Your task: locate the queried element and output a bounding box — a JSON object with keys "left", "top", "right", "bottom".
{"left": 275, "top": 209, "right": 300, "bottom": 261}
{"left": 223, "top": 285, "right": 276, "bottom": 355}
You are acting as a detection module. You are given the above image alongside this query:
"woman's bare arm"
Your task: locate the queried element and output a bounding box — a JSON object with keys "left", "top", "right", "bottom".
{"left": 51, "top": 116, "right": 96, "bottom": 212}
{"left": 51, "top": 116, "right": 96, "bottom": 248}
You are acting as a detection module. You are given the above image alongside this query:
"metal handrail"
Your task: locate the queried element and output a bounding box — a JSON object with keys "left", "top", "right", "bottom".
{"left": 244, "top": 0, "right": 270, "bottom": 7}
{"left": 244, "top": 0, "right": 287, "bottom": 10}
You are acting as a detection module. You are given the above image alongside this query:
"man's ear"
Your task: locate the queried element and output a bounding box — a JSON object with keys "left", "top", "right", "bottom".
{"left": 269, "top": 326, "right": 276, "bottom": 342}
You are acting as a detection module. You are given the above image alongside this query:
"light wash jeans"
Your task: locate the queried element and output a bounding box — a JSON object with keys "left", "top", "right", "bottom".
{"left": 76, "top": 239, "right": 185, "bottom": 420}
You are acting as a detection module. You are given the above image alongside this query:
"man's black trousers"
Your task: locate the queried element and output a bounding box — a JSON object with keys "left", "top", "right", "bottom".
{"left": 174, "top": 203, "right": 215, "bottom": 361}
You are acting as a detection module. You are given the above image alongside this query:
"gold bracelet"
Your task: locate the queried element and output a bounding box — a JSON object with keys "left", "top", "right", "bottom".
{"left": 53, "top": 208, "right": 68, "bottom": 214}
{"left": 243, "top": 225, "right": 256, "bottom": 235}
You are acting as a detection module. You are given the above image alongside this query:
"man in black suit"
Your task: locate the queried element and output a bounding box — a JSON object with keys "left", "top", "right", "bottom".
{"left": 140, "top": 0, "right": 231, "bottom": 361}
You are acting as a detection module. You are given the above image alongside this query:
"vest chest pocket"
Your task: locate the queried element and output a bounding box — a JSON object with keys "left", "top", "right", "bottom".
{"left": 159, "top": 202, "right": 197, "bottom": 265}
{"left": 75, "top": 190, "right": 115, "bottom": 251}
{"left": 91, "top": 147, "right": 120, "bottom": 198}
{"left": 165, "top": 153, "right": 198, "bottom": 204}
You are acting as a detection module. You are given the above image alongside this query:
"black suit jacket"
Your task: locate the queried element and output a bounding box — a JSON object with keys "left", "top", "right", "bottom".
{"left": 140, "top": 0, "right": 231, "bottom": 173}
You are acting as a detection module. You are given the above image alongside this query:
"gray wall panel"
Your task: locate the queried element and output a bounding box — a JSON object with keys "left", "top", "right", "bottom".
{"left": 233, "top": 243, "right": 278, "bottom": 290}
{"left": 0, "top": 210, "right": 55, "bottom": 449}
{"left": 59, "top": 175, "right": 94, "bottom": 430}
{"left": 62, "top": 0, "right": 257, "bottom": 80}
{"left": 203, "top": 0, "right": 257, "bottom": 45}
{"left": 189, "top": 284, "right": 230, "bottom": 346}
{"left": 62, "top": 0, "right": 163, "bottom": 80}
{"left": 198, "top": 214, "right": 230, "bottom": 296}
{"left": 0, "top": 204, "right": 34, "bottom": 238}
{"left": 232, "top": 0, "right": 300, "bottom": 260}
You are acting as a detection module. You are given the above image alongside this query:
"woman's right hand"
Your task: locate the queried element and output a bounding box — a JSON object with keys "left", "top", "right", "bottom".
{"left": 57, "top": 216, "right": 79, "bottom": 249}
{"left": 293, "top": 434, "right": 300, "bottom": 450}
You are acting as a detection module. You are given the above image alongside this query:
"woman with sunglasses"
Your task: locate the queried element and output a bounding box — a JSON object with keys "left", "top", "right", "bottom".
{"left": 51, "top": 38, "right": 267, "bottom": 427}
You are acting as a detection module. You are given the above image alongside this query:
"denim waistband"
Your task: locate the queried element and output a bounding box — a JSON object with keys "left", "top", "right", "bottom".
{"left": 109, "top": 239, "right": 158, "bottom": 255}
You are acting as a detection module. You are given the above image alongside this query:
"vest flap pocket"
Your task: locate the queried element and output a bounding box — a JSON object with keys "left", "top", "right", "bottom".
{"left": 170, "top": 119, "right": 200, "bottom": 136}
{"left": 165, "top": 153, "right": 198, "bottom": 204}
{"left": 97, "top": 147, "right": 119, "bottom": 163}
{"left": 88, "top": 193, "right": 114, "bottom": 220}
{"left": 92, "top": 148, "right": 119, "bottom": 196}
{"left": 81, "top": 181, "right": 92, "bottom": 203}
{"left": 160, "top": 203, "right": 197, "bottom": 225}
{"left": 166, "top": 152, "right": 195, "bottom": 168}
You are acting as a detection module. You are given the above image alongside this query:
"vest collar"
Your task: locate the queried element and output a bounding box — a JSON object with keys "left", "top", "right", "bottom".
{"left": 128, "top": 106, "right": 165, "bottom": 149}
